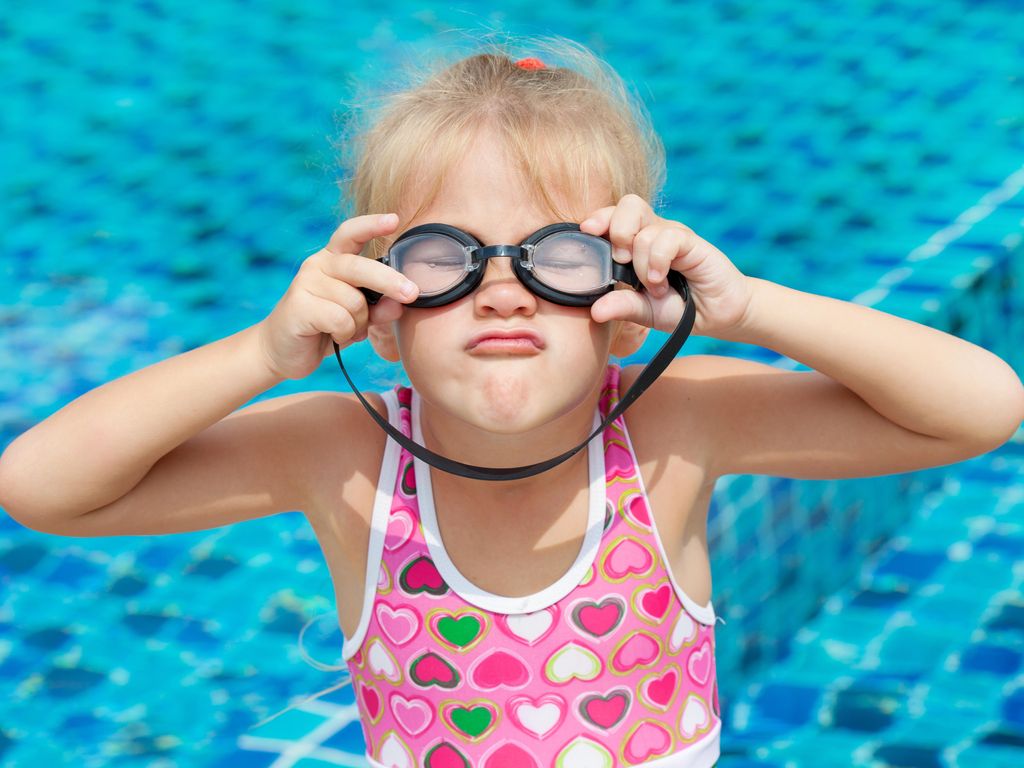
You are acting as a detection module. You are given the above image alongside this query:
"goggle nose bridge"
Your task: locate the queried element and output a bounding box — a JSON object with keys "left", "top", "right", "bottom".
{"left": 464, "top": 243, "right": 537, "bottom": 272}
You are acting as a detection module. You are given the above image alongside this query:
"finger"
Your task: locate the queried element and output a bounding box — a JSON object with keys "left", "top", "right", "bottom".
{"left": 578, "top": 205, "right": 616, "bottom": 236}
{"left": 307, "top": 269, "right": 370, "bottom": 331}
{"left": 627, "top": 225, "right": 663, "bottom": 291}
{"left": 319, "top": 250, "right": 419, "bottom": 305}
{"left": 645, "top": 227, "right": 683, "bottom": 296}
{"left": 368, "top": 296, "right": 406, "bottom": 326}
{"left": 309, "top": 294, "right": 360, "bottom": 346}
{"left": 590, "top": 289, "right": 652, "bottom": 328}
{"left": 326, "top": 213, "right": 401, "bottom": 260}
{"left": 607, "top": 194, "right": 657, "bottom": 264}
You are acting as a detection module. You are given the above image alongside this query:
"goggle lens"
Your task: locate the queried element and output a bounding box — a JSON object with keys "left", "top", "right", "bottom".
{"left": 390, "top": 233, "right": 470, "bottom": 296}
{"left": 531, "top": 231, "right": 612, "bottom": 294}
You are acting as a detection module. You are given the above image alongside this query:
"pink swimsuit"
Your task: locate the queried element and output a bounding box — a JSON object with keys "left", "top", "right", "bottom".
{"left": 342, "top": 363, "right": 721, "bottom": 767}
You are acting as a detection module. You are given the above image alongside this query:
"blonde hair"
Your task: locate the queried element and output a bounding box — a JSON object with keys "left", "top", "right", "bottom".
{"left": 333, "top": 32, "right": 666, "bottom": 259}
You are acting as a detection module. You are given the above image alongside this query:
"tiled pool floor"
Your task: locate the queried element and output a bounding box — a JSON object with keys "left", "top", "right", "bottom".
{"left": 718, "top": 426, "right": 1024, "bottom": 767}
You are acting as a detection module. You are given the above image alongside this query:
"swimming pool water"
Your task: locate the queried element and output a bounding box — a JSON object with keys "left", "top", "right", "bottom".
{"left": 1, "top": 1, "right": 1022, "bottom": 766}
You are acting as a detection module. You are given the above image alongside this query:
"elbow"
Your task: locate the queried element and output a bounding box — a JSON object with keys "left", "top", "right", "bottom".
{"left": 969, "top": 382, "right": 1024, "bottom": 452}
{"left": 0, "top": 456, "right": 77, "bottom": 535}
{"left": 998, "top": 377, "right": 1024, "bottom": 445}
{"left": 953, "top": 367, "right": 1024, "bottom": 450}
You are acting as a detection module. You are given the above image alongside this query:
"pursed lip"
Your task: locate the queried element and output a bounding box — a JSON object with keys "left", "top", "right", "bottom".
{"left": 466, "top": 328, "right": 546, "bottom": 351}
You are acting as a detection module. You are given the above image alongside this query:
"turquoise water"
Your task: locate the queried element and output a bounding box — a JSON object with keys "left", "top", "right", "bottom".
{"left": 1, "top": 1, "right": 1022, "bottom": 766}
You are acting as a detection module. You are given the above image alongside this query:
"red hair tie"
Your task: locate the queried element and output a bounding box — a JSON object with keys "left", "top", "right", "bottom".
{"left": 514, "top": 57, "right": 547, "bottom": 70}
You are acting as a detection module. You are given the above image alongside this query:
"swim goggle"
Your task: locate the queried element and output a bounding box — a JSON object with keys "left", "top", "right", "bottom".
{"left": 332, "top": 221, "right": 696, "bottom": 481}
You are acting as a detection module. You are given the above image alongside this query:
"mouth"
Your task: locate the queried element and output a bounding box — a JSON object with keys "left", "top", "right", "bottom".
{"left": 466, "top": 329, "right": 545, "bottom": 354}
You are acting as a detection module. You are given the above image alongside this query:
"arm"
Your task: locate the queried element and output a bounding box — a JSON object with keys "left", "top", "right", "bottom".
{"left": 0, "top": 322, "right": 286, "bottom": 528}
{"left": 723, "top": 277, "right": 1024, "bottom": 443}
{"left": 690, "top": 278, "right": 1024, "bottom": 481}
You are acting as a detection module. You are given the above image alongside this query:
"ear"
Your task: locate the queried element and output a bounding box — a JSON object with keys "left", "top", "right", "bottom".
{"left": 609, "top": 319, "right": 649, "bottom": 358}
{"left": 369, "top": 322, "right": 402, "bottom": 363}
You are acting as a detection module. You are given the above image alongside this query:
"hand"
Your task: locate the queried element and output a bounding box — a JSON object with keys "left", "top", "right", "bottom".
{"left": 581, "top": 194, "right": 754, "bottom": 338}
{"left": 256, "top": 213, "right": 419, "bottom": 380}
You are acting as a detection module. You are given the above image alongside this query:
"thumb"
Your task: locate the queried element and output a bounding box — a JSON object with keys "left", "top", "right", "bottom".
{"left": 590, "top": 290, "right": 652, "bottom": 327}
{"left": 368, "top": 296, "right": 406, "bottom": 325}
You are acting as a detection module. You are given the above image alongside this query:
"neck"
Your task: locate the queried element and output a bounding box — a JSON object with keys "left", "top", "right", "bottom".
{"left": 417, "top": 378, "right": 603, "bottom": 498}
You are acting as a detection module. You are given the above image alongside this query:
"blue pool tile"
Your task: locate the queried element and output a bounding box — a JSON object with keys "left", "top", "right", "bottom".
{"left": 961, "top": 748, "right": 1024, "bottom": 768}
{"left": 22, "top": 625, "right": 74, "bottom": 651}
{"left": 45, "top": 552, "right": 103, "bottom": 589}
{"left": 244, "top": 707, "right": 327, "bottom": 741}
{"left": 871, "top": 742, "right": 943, "bottom": 768}
{"left": 750, "top": 682, "right": 822, "bottom": 726}
{"left": 831, "top": 686, "right": 901, "bottom": 733}
{"left": 1001, "top": 687, "right": 1024, "bottom": 729}
{"left": 211, "top": 748, "right": 280, "bottom": 767}
{"left": 849, "top": 587, "right": 911, "bottom": 609}
{"left": 960, "top": 643, "right": 1023, "bottom": 676}
{"left": 986, "top": 601, "right": 1024, "bottom": 633}
{"left": 135, "top": 544, "right": 181, "bottom": 570}
{"left": 320, "top": 718, "right": 367, "bottom": 750}
{"left": 121, "top": 611, "right": 171, "bottom": 638}
{"left": 0, "top": 542, "right": 49, "bottom": 575}
{"left": 873, "top": 550, "right": 946, "bottom": 581}
{"left": 40, "top": 664, "right": 107, "bottom": 699}
{"left": 176, "top": 617, "right": 221, "bottom": 646}
{"left": 108, "top": 572, "right": 150, "bottom": 597}
{"left": 978, "top": 726, "right": 1024, "bottom": 749}
{"left": 973, "top": 532, "right": 1024, "bottom": 559}
{"left": 879, "top": 624, "right": 958, "bottom": 670}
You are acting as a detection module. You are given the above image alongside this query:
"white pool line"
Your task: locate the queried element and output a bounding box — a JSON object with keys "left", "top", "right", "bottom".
{"left": 236, "top": 698, "right": 366, "bottom": 768}
{"left": 855, "top": 162, "right": 1024, "bottom": 305}
{"left": 772, "top": 162, "right": 1024, "bottom": 371}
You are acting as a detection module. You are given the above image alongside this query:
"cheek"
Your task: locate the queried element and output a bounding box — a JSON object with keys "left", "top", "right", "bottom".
{"left": 393, "top": 308, "right": 455, "bottom": 362}
{"left": 585, "top": 316, "right": 617, "bottom": 354}
{"left": 535, "top": 323, "right": 612, "bottom": 376}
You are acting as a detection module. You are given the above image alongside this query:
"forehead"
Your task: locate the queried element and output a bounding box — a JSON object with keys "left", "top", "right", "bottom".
{"left": 396, "top": 129, "right": 612, "bottom": 239}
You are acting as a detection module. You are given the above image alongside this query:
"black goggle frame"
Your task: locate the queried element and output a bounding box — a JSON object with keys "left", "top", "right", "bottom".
{"left": 359, "top": 222, "right": 646, "bottom": 308}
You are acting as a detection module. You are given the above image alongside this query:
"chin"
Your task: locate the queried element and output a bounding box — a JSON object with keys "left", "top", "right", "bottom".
{"left": 479, "top": 367, "right": 601, "bottom": 431}
{"left": 471, "top": 371, "right": 546, "bottom": 426}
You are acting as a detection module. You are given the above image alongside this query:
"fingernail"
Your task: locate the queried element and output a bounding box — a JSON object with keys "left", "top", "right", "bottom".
{"left": 379, "top": 213, "right": 398, "bottom": 227}
{"left": 613, "top": 247, "right": 629, "bottom": 263}
{"left": 400, "top": 280, "right": 418, "bottom": 299}
{"left": 648, "top": 270, "right": 662, "bottom": 281}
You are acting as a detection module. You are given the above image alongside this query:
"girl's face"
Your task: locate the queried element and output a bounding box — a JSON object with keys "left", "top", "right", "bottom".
{"left": 371, "top": 130, "right": 633, "bottom": 468}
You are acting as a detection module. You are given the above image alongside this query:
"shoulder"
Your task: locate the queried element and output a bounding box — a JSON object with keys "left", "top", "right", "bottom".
{"left": 298, "top": 389, "right": 391, "bottom": 523}
{"left": 618, "top": 355, "right": 731, "bottom": 484}
{"left": 285, "top": 389, "right": 390, "bottom": 444}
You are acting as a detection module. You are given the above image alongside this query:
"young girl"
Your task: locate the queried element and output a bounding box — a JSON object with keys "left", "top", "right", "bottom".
{"left": 3, "top": 36, "right": 1022, "bottom": 768}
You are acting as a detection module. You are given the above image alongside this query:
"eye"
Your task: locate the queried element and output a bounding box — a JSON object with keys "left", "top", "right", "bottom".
{"left": 424, "top": 257, "right": 464, "bottom": 268}
{"left": 391, "top": 233, "right": 469, "bottom": 294}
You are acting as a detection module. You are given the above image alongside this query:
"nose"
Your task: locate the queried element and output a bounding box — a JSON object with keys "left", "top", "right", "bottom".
{"left": 473, "top": 256, "right": 537, "bottom": 315}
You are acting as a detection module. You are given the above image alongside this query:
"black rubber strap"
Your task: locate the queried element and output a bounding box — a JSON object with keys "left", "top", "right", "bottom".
{"left": 333, "top": 270, "right": 694, "bottom": 481}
